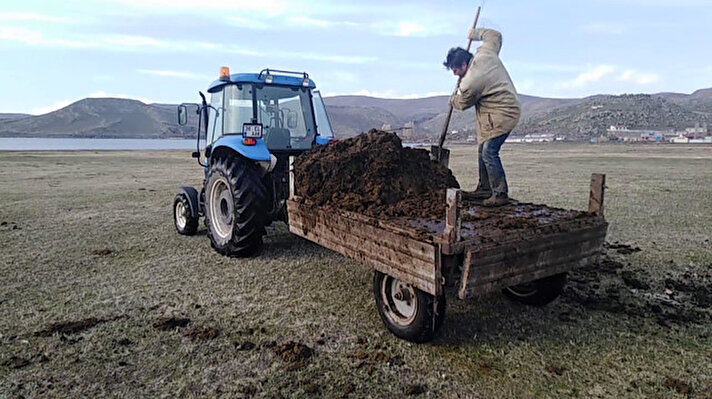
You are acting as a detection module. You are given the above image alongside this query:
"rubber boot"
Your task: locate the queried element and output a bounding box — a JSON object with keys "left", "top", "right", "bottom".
{"left": 483, "top": 195, "right": 510, "bottom": 207}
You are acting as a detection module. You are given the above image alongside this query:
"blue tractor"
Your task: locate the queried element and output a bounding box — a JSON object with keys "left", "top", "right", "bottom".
{"left": 173, "top": 67, "right": 335, "bottom": 256}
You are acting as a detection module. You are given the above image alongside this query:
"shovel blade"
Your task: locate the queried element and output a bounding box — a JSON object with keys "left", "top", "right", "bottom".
{"left": 430, "top": 145, "right": 450, "bottom": 167}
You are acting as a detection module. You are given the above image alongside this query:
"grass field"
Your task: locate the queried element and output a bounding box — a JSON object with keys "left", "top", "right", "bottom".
{"left": 1, "top": 143, "right": 710, "bottom": 398}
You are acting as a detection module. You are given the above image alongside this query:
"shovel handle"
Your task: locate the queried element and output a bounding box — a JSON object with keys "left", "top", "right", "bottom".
{"left": 437, "top": 6, "right": 482, "bottom": 151}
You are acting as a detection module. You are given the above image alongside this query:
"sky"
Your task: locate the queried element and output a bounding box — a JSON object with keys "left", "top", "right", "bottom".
{"left": 1, "top": 0, "right": 711, "bottom": 115}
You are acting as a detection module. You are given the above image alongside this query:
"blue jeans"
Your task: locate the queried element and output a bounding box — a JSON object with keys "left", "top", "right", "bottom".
{"left": 477, "top": 133, "right": 509, "bottom": 197}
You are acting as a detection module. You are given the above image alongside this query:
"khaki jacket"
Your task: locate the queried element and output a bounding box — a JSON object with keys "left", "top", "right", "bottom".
{"left": 451, "top": 28, "right": 521, "bottom": 143}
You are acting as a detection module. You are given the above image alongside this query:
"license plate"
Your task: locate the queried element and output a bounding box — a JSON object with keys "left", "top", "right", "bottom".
{"left": 243, "top": 123, "right": 263, "bottom": 138}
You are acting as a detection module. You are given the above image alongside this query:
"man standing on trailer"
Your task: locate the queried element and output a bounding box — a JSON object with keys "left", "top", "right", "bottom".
{"left": 444, "top": 28, "right": 520, "bottom": 207}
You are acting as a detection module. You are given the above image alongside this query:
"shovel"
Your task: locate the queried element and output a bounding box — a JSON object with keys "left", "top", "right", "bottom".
{"left": 431, "top": 5, "right": 482, "bottom": 167}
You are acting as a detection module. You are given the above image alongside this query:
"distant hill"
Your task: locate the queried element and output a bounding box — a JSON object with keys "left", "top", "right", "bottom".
{"left": 0, "top": 98, "right": 195, "bottom": 139}
{"left": 514, "top": 93, "right": 712, "bottom": 139}
{"left": 1, "top": 88, "right": 709, "bottom": 141}
{"left": 0, "top": 113, "right": 30, "bottom": 121}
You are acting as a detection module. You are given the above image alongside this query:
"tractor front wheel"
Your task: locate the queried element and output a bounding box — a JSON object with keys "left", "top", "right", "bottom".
{"left": 373, "top": 271, "right": 445, "bottom": 343}
{"left": 204, "top": 156, "right": 266, "bottom": 257}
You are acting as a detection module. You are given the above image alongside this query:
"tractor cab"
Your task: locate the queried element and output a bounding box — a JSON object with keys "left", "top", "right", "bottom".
{"left": 174, "top": 67, "right": 335, "bottom": 257}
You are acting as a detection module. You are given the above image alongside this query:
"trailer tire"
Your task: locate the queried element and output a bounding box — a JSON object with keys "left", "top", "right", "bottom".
{"left": 503, "top": 272, "right": 567, "bottom": 306}
{"left": 173, "top": 193, "right": 199, "bottom": 235}
{"left": 373, "top": 271, "right": 445, "bottom": 343}
{"left": 204, "top": 155, "right": 266, "bottom": 257}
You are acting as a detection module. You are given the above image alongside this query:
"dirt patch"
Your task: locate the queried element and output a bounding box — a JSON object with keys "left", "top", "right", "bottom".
{"left": 404, "top": 384, "right": 428, "bottom": 396}
{"left": 545, "top": 363, "right": 566, "bottom": 376}
{"left": 272, "top": 341, "right": 313, "bottom": 367}
{"left": 293, "top": 130, "right": 459, "bottom": 219}
{"left": 184, "top": 325, "right": 219, "bottom": 340}
{"left": 664, "top": 377, "right": 692, "bottom": 396}
{"left": 605, "top": 242, "right": 641, "bottom": 255}
{"left": 564, "top": 252, "right": 712, "bottom": 326}
{"left": 92, "top": 248, "right": 112, "bottom": 256}
{"left": 234, "top": 340, "right": 256, "bottom": 351}
{"left": 351, "top": 350, "right": 402, "bottom": 366}
{"left": 152, "top": 316, "right": 190, "bottom": 331}
{"left": 4, "top": 356, "right": 31, "bottom": 369}
{"left": 34, "top": 317, "right": 105, "bottom": 337}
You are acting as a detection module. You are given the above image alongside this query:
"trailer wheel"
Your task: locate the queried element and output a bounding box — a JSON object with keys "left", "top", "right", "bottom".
{"left": 204, "top": 155, "right": 266, "bottom": 257}
{"left": 173, "top": 193, "right": 198, "bottom": 235}
{"left": 373, "top": 271, "right": 445, "bottom": 343}
{"left": 503, "top": 273, "right": 567, "bottom": 306}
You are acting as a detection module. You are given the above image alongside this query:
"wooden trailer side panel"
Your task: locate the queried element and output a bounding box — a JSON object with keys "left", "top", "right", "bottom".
{"left": 458, "top": 223, "right": 607, "bottom": 299}
{"left": 287, "top": 201, "right": 441, "bottom": 296}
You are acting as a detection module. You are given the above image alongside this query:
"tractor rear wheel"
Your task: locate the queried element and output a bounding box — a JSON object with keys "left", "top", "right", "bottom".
{"left": 502, "top": 273, "right": 568, "bottom": 306}
{"left": 373, "top": 271, "right": 445, "bottom": 343}
{"left": 173, "top": 193, "right": 198, "bottom": 235}
{"left": 204, "top": 156, "right": 266, "bottom": 257}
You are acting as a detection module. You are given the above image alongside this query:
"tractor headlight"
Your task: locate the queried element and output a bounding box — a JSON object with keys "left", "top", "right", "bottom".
{"left": 302, "top": 77, "right": 310, "bottom": 87}
{"left": 265, "top": 74, "right": 274, "bottom": 84}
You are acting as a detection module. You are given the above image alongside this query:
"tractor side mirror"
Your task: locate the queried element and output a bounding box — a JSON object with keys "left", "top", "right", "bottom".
{"left": 191, "top": 151, "right": 200, "bottom": 158}
{"left": 178, "top": 104, "right": 188, "bottom": 125}
{"left": 286, "top": 111, "right": 298, "bottom": 129}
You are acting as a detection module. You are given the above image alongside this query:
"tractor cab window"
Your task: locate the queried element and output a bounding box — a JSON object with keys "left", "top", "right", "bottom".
{"left": 312, "top": 90, "right": 334, "bottom": 138}
{"left": 222, "top": 83, "right": 316, "bottom": 150}
{"left": 255, "top": 85, "right": 315, "bottom": 150}
{"left": 207, "top": 90, "right": 224, "bottom": 144}
{"left": 223, "top": 84, "right": 254, "bottom": 139}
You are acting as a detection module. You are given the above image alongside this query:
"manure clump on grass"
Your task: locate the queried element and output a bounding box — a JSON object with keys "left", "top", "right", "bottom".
{"left": 272, "top": 341, "right": 313, "bottom": 367}
{"left": 152, "top": 316, "right": 190, "bottom": 331}
{"left": 34, "top": 317, "right": 106, "bottom": 337}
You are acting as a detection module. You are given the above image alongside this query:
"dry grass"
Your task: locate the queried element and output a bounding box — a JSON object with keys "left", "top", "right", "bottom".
{"left": 1, "top": 144, "right": 710, "bottom": 398}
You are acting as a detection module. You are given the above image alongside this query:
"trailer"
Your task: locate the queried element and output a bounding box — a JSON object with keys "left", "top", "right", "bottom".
{"left": 287, "top": 164, "right": 608, "bottom": 342}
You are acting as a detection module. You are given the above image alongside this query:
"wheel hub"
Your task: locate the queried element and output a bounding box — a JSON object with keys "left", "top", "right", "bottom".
{"left": 209, "top": 177, "right": 234, "bottom": 240}
{"left": 175, "top": 201, "right": 187, "bottom": 229}
{"left": 381, "top": 276, "right": 417, "bottom": 326}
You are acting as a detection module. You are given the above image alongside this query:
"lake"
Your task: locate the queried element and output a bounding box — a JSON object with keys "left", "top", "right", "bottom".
{"left": 0, "top": 137, "right": 197, "bottom": 151}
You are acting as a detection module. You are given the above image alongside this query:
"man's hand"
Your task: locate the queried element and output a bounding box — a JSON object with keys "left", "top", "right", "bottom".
{"left": 449, "top": 93, "right": 459, "bottom": 108}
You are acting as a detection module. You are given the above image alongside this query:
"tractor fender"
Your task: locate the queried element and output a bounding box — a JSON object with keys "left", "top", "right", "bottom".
{"left": 178, "top": 185, "right": 200, "bottom": 218}
{"left": 211, "top": 135, "right": 271, "bottom": 162}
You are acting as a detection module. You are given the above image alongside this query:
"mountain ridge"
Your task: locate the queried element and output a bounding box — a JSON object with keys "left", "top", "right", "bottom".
{"left": 1, "top": 88, "right": 709, "bottom": 140}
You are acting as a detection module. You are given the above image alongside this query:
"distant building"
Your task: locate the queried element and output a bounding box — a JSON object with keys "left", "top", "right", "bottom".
{"left": 523, "top": 133, "right": 556, "bottom": 142}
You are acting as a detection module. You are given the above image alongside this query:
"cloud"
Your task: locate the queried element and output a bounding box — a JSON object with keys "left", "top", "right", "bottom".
{"left": 618, "top": 69, "right": 660, "bottom": 85}
{"left": 138, "top": 69, "right": 211, "bottom": 80}
{"left": 323, "top": 89, "right": 449, "bottom": 99}
{"left": 0, "top": 27, "right": 95, "bottom": 48}
{"left": 104, "top": 35, "right": 172, "bottom": 48}
{"left": 111, "top": 0, "right": 288, "bottom": 14}
{"left": 371, "top": 21, "right": 439, "bottom": 37}
{"left": 580, "top": 22, "right": 627, "bottom": 35}
{"left": 0, "top": 12, "right": 72, "bottom": 23}
{"left": 0, "top": 27, "right": 371, "bottom": 64}
{"left": 226, "top": 16, "right": 272, "bottom": 30}
{"left": 559, "top": 65, "right": 617, "bottom": 88}
{"left": 287, "top": 16, "right": 358, "bottom": 29}
{"left": 291, "top": 52, "right": 377, "bottom": 64}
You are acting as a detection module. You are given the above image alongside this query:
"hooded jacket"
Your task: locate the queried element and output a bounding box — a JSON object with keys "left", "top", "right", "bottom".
{"left": 450, "top": 28, "right": 521, "bottom": 143}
